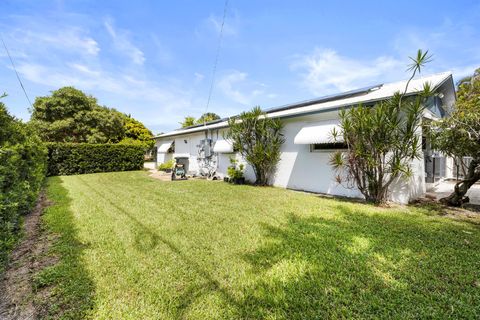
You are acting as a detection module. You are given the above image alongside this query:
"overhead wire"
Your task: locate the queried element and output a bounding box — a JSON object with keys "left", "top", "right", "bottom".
{"left": 0, "top": 33, "right": 33, "bottom": 108}
{"left": 203, "top": 0, "right": 229, "bottom": 125}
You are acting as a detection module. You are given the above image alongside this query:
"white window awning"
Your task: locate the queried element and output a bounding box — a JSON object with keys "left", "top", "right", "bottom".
{"left": 158, "top": 141, "right": 173, "bottom": 153}
{"left": 294, "top": 121, "right": 343, "bottom": 145}
{"left": 213, "top": 139, "right": 234, "bottom": 153}
{"left": 173, "top": 153, "right": 190, "bottom": 158}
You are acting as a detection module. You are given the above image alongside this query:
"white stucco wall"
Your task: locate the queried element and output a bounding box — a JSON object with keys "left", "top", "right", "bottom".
{"left": 154, "top": 111, "right": 427, "bottom": 204}
{"left": 268, "top": 113, "right": 363, "bottom": 198}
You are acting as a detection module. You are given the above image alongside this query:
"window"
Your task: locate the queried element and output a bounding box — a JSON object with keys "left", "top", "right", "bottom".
{"left": 310, "top": 142, "right": 347, "bottom": 152}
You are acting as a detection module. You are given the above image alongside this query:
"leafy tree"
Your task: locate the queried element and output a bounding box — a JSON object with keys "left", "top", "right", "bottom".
{"left": 179, "top": 113, "right": 221, "bottom": 127}
{"left": 87, "top": 106, "right": 125, "bottom": 143}
{"left": 30, "top": 87, "right": 124, "bottom": 143}
{"left": 180, "top": 116, "right": 196, "bottom": 128}
{"left": 225, "top": 106, "right": 284, "bottom": 185}
{"left": 430, "top": 68, "right": 480, "bottom": 206}
{"left": 330, "top": 50, "right": 433, "bottom": 205}
{"left": 30, "top": 87, "right": 152, "bottom": 147}
{"left": 120, "top": 115, "right": 154, "bottom": 148}
{"left": 196, "top": 112, "right": 220, "bottom": 124}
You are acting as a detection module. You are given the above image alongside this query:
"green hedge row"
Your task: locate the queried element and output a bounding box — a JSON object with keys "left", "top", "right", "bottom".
{"left": 1, "top": 103, "right": 47, "bottom": 270}
{"left": 46, "top": 143, "right": 145, "bottom": 176}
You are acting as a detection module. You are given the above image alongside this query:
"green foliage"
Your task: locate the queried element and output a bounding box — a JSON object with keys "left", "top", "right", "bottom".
{"left": 180, "top": 113, "right": 221, "bottom": 128}
{"left": 196, "top": 112, "right": 221, "bottom": 124}
{"left": 226, "top": 106, "right": 284, "bottom": 185}
{"left": 158, "top": 159, "right": 175, "bottom": 171}
{"left": 30, "top": 86, "right": 152, "bottom": 147}
{"left": 30, "top": 87, "right": 124, "bottom": 143}
{"left": 37, "top": 172, "right": 480, "bottom": 318}
{"left": 430, "top": 68, "right": 480, "bottom": 206}
{"left": 431, "top": 68, "right": 480, "bottom": 159}
{"left": 0, "top": 101, "right": 47, "bottom": 270}
{"left": 33, "top": 177, "right": 94, "bottom": 318}
{"left": 120, "top": 115, "right": 154, "bottom": 149}
{"left": 180, "top": 116, "right": 196, "bottom": 128}
{"left": 331, "top": 50, "right": 432, "bottom": 204}
{"left": 46, "top": 143, "right": 144, "bottom": 176}
{"left": 227, "top": 157, "right": 245, "bottom": 180}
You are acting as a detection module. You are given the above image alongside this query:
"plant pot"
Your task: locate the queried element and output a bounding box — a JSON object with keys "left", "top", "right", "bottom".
{"left": 233, "top": 177, "right": 245, "bottom": 185}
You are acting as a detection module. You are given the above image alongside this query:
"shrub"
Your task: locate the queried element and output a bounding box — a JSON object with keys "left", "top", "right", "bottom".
{"left": 46, "top": 143, "right": 144, "bottom": 176}
{"left": 225, "top": 106, "right": 284, "bottom": 185}
{"left": 227, "top": 157, "right": 245, "bottom": 180}
{"left": 330, "top": 50, "right": 432, "bottom": 205}
{"left": 1, "top": 102, "right": 47, "bottom": 270}
{"left": 158, "top": 159, "right": 175, "bottom": 171}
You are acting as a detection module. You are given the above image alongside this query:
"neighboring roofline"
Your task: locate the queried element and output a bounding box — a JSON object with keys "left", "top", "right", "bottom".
{"left": 155, "top": 72, "right": 453, "bottom": 139}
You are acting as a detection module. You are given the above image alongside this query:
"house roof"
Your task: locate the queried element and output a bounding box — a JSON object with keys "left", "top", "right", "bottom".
{"left": 156, "top": 71, "right": 453, "bottom": 138}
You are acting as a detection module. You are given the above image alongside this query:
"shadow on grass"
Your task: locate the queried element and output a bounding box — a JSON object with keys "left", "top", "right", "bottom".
{"left": 33, "top": 176, "right": 95, "bottom": 319}
{"left": 239, "top": 205, "right": 480, "bottom": 319}
{"left": 75, "top": 177, "right": 480, "bottom": 319}
{"left": 77, "top": 177, "right": 246, "bottom": 319}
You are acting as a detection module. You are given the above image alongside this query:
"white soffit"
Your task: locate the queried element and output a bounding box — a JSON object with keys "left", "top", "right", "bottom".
{"left": 294, "top": 121, "right": 343, "bottom": 144}
{"left": 213, "top": 139, "right": 234, "bottom": 153}
{"left": 158, "top": 141, "right": 173, "bottom": 153}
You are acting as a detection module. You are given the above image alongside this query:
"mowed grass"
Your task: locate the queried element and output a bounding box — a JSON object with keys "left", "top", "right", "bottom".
{"left": 38, "top": 171, "right": 480, "bottom": 319}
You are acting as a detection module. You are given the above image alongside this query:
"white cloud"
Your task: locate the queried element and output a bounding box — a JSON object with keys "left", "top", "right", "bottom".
{"left": 194, "top": 72, "right": 205, "bottom": 83}
{"left": 69, "top": 63, "right": 101, "bottom": 76}
{"left": 291, "top": 48, "right": 404, "bottom": 96}
{"left": 195, "top": 10, "right": 240, "bottom": 40}
{"left": 217, "top": 70, "right": 250, "bottom": 104}
{"left": 217, "top": 70, "right": 277, "bottom": 106}
{"left": 392, "top": 18, "right": 480, "bottom": 82}
{"left": 207, "top": 13, "right": 238, "bottom": 36}
{"left": 104, "top": 17, "right": 145, "bottom": 65}
{"left": 7, "top": 27, "right": 100, "bottom": 57}
{"left": 15, "top": 61, "right": 190, "bottom": 107}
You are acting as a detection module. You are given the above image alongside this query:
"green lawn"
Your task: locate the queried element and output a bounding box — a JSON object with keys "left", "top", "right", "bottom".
{"left": 38, "top": 171, "right": 480, "bottom": 319}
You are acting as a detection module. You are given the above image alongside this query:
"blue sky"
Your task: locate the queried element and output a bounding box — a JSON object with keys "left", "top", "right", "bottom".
{"left": 1, "top": 0, "right": 479, "bottom": 133}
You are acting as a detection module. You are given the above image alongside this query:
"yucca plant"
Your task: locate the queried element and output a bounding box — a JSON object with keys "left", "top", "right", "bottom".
{"left": 330, "top": 50, "right": 433, "bottom": 204}
{"left": 225, "top": 106, "right": 284, "bottom": 185}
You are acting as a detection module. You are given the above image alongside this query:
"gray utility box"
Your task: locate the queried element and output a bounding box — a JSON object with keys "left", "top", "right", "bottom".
{"left": 197, "top": 139, "right": 213, "bottom": 159}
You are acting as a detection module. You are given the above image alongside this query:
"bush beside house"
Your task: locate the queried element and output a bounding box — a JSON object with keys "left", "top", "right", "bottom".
{"left": 46, "top": 143, "right": 145, "bottom": 176}
{"left": 0, "top": 102, "right": 47, "bottom": 269}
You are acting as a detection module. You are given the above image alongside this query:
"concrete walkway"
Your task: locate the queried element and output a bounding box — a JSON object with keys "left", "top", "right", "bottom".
{"left": 426, "top": 180, "right": 480, "bottom": 205}
{"left": 148, "top": 169, "right": 172, "bottom": 181}
{"left": 144, "top": 161, "right": 156, "bottom": 170}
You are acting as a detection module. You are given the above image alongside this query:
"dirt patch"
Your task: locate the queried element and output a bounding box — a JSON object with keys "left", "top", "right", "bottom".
{"left": 0, "top": 191, "right": 56, "bottom": 320}
{"left": 412, "top": 197, "right": 480, "bottom": 225}
{"left": 148, "top": 169, "right": 173, "bottom": 181}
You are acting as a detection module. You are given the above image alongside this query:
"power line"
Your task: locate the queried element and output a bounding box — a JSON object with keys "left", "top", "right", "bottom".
{"left": 0, "top": 33, "right": 33, "bottom": 108}
{"left": 203, "top": 0, "right": 229, "bottom": 124}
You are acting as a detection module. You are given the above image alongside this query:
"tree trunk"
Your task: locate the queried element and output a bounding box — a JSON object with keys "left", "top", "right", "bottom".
{"left": 440, "top": 158, "right": 480, "bottom": 206}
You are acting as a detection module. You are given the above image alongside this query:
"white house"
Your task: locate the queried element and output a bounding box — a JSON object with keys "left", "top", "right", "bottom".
{"left": 154, "top": 72, "right": 456, "bottom": 204}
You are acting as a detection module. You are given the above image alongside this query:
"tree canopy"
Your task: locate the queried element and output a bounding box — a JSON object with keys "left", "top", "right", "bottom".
{"left": 180, "top": 116, "right": 196, "bottom": 128}
{"left": 430, "top": 68, "right": 480, "bottom": 206}
{"left": 30, "top": 87, "right": 153, "bottom": 147}
{"left": 120, "top": 115, "right": 155, "bottom": 148}
{"left": 225, "top": 106, "right": 284, "bottom": 185}
{"left": 196, "top": 112, "right": 220, "bottom": 124}
{"left": 180, "top": 112, "right": 221, "bottom": 128}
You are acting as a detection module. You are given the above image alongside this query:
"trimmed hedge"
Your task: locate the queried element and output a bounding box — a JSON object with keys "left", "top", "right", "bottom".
{"left": 1, "top": 103, "right": 47, "bottom": 270}
{"left": 46, "top": 143, "right": 145, "bottom": 176}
